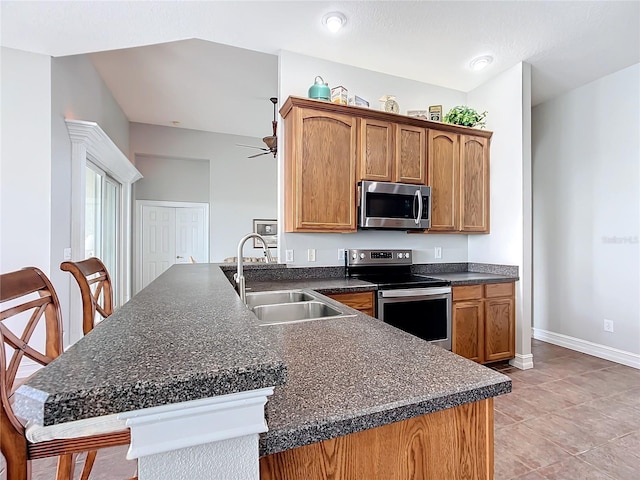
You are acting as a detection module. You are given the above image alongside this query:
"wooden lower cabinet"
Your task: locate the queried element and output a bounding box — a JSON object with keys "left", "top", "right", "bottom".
{"left": 260, "top": 398, "right": 494, "bottom": 480}
{"left": 325, "top": 291, "right": 375, "bottom": 317}
{"left": 452, "top": 282, "right": 515, "bottom": 364}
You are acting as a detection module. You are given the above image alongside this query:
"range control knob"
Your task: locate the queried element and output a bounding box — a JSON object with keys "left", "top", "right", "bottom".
{"left": 397, "top": 253, "right": 403, "bottom": 259}
{"left": 405, "top": 252, "right": 410, "bottom": 258}
{"left": 360, "top": 253, "right": 366, "bottom": 259}
{"left": 352, "top": 253, "right": 358, "bottom": 260}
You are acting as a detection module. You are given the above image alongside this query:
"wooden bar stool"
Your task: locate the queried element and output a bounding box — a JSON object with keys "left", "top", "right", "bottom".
{"left": 0, "top": 267, "right": 131, "bottom": 480}
{"left": 60, "top": 257, "right": 113, "bottom": 335}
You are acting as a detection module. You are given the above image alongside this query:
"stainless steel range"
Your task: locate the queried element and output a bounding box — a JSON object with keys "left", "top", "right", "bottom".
{"left": 346, "top": 249, "right": 452, "bottom": 350}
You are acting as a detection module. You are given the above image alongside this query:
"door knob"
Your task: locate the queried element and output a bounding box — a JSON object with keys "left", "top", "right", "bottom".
{"left": 176, "top": 256, "right": 183, "bottom": 259}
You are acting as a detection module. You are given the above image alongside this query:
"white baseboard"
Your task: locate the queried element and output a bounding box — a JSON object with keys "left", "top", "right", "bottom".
{"left": 509, "top": 353, "right": 534, "bottom": 370}
{"left": 532, "top": 328, "right": 640, "bottom": 369}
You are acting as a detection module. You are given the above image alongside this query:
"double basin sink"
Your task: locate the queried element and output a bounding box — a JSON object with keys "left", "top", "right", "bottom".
{"left": 245, "top": 290, "right": 356, "bottom": 326}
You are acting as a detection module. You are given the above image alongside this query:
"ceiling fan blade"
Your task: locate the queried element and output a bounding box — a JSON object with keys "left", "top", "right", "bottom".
{"left": 247, "top": 151, "right": 269, "bottom": 158}
{"left": 236, "top": 143, "right": 269, "bottom": 151}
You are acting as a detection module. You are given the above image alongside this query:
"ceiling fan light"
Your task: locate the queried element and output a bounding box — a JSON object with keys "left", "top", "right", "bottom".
{"left": 470, "top": 55, "right": 493, "bottom": 71}
{"left": 322, "top": 12, "right": 346, "bottom": 33}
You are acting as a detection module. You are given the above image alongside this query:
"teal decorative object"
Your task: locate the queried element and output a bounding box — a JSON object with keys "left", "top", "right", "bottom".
{"left": 308, "top": 76, "right": 330, "bottom": 101}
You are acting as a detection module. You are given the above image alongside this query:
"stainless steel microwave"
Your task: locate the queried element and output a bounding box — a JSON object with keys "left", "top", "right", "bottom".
{"left": 358, "top": 181, "right": 431, "bottom": 230}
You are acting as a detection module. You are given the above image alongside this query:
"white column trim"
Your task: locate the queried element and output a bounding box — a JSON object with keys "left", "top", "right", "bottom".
{"left": 65, "top": 119, "right": 142, "bottom": 345}
{"left": 118, "top": 387, "right": 274, "bottom": 459}
{"left": 509, "top": 353, "right": 534, "bottom": 370}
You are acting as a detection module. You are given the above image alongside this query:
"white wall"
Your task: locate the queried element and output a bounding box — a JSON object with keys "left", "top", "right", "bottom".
{"left": 532, "top": 63, "right": 639, "bottom": 359}
{"left": 277, "top": 51, "right": 469, "bottom": 266}
{"left": 135, "top": 155, "right": 210, "bottom": 203}
{"left": 129, "top": 123, "right": 277, "bottom": 262}
{"left": 50, "top": 54, "right": 130, "bottom": 345}
{"left": 1, "top": 47, "right": 52, "bottom": 273}
{"left": 467, "top": 63, "right": 533, "bottom": 366}
{"left": 0, "top": 47, "right": 52, "bottom": 370}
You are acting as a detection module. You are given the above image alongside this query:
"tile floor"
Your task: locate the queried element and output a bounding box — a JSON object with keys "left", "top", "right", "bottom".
{"left": 7, "top": 339, "right": 639, "bottom": 479}
{"left": 492, "top": 339, "right": 640, "bottom": 480}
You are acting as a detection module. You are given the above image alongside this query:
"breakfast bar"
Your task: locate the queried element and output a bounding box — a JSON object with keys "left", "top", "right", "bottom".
{"left": 14, "top": 264, "right": 511, "bottom": 480}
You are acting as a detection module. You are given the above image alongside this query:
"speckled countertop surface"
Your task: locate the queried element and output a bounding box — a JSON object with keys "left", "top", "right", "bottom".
{"left": 258, "top": 294, "right": 511, "bottom": 456}
{"left": 428, "top": 272, "right": 519, "bottom": 285}
{"left": 14, "top": 264, "right": 287, "bottom": 426}
{"left": 15, "top": 263, "right": 512, "bottom": 458}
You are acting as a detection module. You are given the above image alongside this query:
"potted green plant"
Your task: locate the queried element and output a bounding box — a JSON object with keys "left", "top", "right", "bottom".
{"left": 443, "top": 106, "right": 487, "bottom": 128}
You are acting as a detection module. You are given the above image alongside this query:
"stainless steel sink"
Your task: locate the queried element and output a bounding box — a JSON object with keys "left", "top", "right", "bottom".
{"left": 245, "top": 290, "right": 315, "bottom": 308}
{"left": 252, "top": 300, "right": 345, "bottom": 325}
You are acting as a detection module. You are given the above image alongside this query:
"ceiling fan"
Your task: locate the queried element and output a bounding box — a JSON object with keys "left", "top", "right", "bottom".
{"left": 237, "top": 97, "right": 278, "bottom": 158}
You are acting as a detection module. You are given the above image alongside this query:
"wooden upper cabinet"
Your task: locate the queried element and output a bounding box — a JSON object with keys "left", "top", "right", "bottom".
{"left": 460, "top": 135, "right": 490, "bottom": 232}
{"left": 358, "top": 118, "right": 393, "bottom": 182}
{"left": 284, "top": 106, "right": 357, "bottom": 232}
{"left": 394, "top": 124, "right": 426, "bottom": 184}
{"left": 427, "top": 131, "right": 490, "bottom": 233}
{"left": 428, "top": 130, "right": 459, "bottom": 231}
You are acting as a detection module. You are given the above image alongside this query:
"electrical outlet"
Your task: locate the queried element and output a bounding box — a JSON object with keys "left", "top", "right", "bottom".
{"left": 308, "top": 249, "right": 316, "bottom": 262}
{"left": 434, "top": 247, "right": 442, "bottom": 259}
{"left": 285, "top": 249, "right": 294, "bottom": 262}
{"left": 338, "top": 248, "right": 346, "bottom": 261}
{"left": 63, "top": 247, "right": 72, "bottom": 260}
{"left": 603, "top": 319, "right": 614, "bottom": 333}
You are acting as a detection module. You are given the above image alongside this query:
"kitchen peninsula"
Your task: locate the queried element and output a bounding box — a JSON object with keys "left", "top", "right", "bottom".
{"left": 14, "top": 263, "right": 512, "bottom": 480}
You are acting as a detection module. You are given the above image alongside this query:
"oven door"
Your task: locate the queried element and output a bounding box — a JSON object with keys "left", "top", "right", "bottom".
{"left": 377, "top": 287, "right": 452, "bottom": 350}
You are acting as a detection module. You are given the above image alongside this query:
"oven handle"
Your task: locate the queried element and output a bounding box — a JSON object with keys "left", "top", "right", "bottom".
{"left": 379, "top": 287, "right": 451, "bottom": 298}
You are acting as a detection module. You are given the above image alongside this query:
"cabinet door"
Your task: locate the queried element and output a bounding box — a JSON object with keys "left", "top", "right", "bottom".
{"left": 394, "top": 124, "right": 426, "bottom": 185}
{"left": 460, "top": 135, "right": 490, "bottom": 232}
{"left": 428, "top": 130, "right": 459, "bottom": 231}
{"left": 484, "top": 297, "right": 515, "bottom": 362}
{"left": 286, "top": 107, "right": 357, "bottom": 232}
{"left": 326, "top": 291, "right": 375, "bottom": 317}
{"left": 358, "top": 118, "right": 393, "bottom": 182}
{"left": 452, "top": 300, "right": 484, "bottom": 363}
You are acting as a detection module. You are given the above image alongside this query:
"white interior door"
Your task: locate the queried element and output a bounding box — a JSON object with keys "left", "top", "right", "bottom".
{"left": 138, "top": 202, "right": 209, "bottom": 291}
{"left": 141, "top": 205, "right": 176, "bottom": 289}
{"left": 175, "top": 207, "right": 208, "bottom": 264}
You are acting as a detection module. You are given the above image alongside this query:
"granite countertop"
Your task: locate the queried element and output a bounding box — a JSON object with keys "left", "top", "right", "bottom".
{"left": 429, "top": 271, "right": 519, "bottom": 285}
{"left": 14, "top": 263, "right": 512, "bottom": 459}
{"left": 14, "top": 264, "right": 287, "bottom": 426}
{"left": 247, "top": 277, "right": 377, "bottom": 295}
{"left": 258, "top": 293, "right": 511, "bottom": 456}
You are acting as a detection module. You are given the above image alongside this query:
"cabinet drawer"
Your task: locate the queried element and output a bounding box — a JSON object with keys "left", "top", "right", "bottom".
{"left": 453, "top": 285, "right": 483, "bottom": 301}
{"left": 484, "top": 282, "right": 514, "bottom": 298}
{"left": 326, "top": 291, "right": 375, "bottom": 314}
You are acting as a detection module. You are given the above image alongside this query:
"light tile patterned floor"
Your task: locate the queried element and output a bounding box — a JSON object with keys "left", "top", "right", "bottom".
{"left": 5, "top": 339, "right": 639, "bottom": 479}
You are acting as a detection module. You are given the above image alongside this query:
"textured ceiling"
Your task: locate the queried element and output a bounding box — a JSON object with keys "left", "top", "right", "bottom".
{"left": 2, "top": 1, "right": 639, "bottom": 137}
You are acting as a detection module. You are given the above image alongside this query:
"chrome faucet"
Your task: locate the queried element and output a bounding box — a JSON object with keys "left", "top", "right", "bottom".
{"left": 234, "top": 233, "right": 274, "bottom": 303}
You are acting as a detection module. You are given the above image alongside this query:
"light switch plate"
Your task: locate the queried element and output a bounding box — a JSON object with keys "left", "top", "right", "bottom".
{"left": 285, "top": 249, "right": 294, "bottom": 262}
{"left": 63, "top": 247, "right": 72, "bottom": 260}
{"left": 434, "top": 247, "right": 442, "bottom": 259}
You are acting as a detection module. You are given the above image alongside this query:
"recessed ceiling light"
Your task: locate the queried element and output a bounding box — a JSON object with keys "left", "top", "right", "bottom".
{"left": 469, "top": 55, "right": 493, "bottom": 71}
{"left": 322, "top": 12, "right": 347, "bottom": 33}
